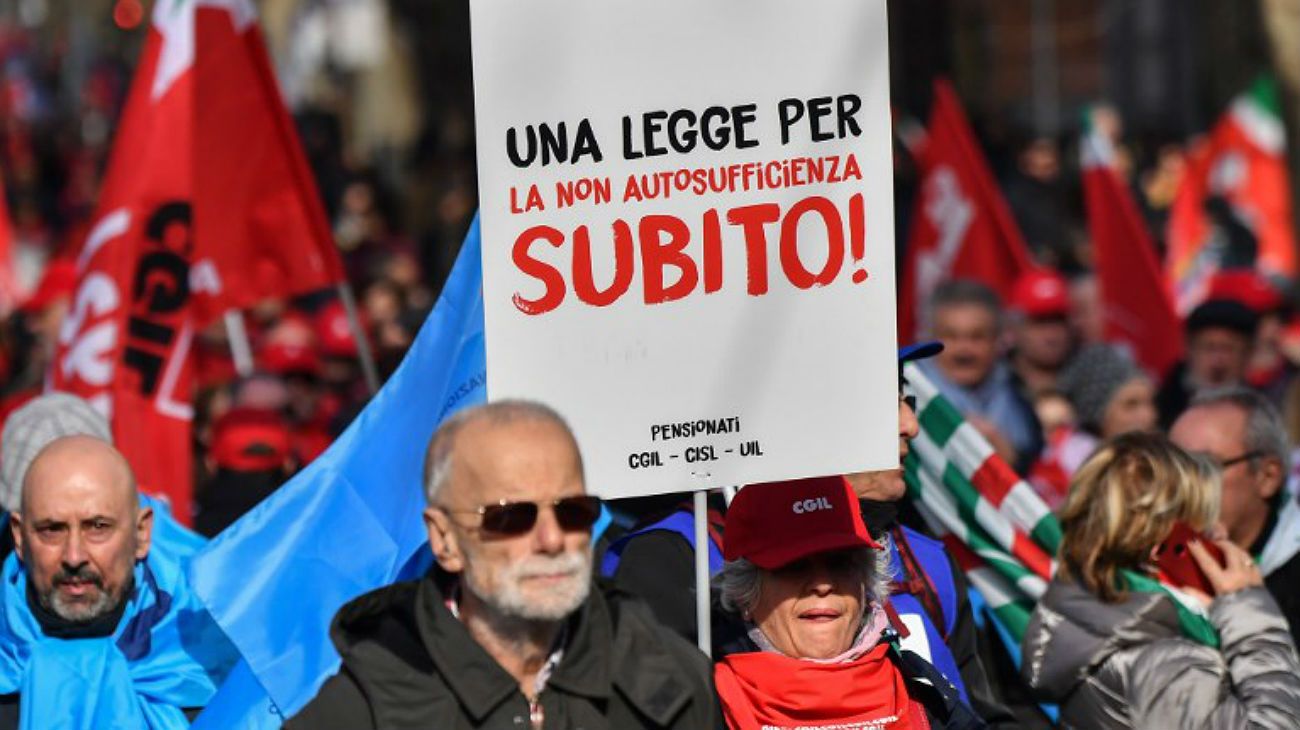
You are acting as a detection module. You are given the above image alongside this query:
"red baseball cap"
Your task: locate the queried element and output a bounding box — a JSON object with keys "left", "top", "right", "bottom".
{"left": 315, "top": 300, "right": 362, "bottom": 358}
{"left": 260, "top": 341, "right": 322, "bottom": 377}
{"left": 211, "top": 408, "right": 292, "bottom": 472}
{"left": 724, "top": 475, "right": 882, "bottom": 569}
{"left": 1206, "top": 270, "right": 1283, "bottom": 314}
{"left": 1010, "top": 268, "right": 1070, "bottom": 318}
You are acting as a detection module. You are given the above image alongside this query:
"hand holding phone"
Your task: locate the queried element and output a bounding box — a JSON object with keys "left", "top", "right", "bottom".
{"left": 1188, "top": 538, "right": 1264, "bottom": 597}
{"left": 1154, "top": 522, "right": 1225, "bottom": 595}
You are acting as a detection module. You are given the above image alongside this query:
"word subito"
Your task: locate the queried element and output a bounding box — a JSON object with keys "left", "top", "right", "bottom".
{"left": 510, "top": 194, "right": 869, "bottom": 315}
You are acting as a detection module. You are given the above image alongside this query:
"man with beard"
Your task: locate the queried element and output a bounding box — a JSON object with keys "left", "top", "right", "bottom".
{"left": 289, "top": 400, "right": 718, "bottom": 729}
{"left": 0, "top": 436, "right": 235, "bottom": 728}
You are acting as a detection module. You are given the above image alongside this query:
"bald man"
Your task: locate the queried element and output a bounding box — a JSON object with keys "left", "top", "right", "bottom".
{"left": 11, "top": 436, "right": 152, "bottom": 630}
{"left": 0, "top": 436, "right": 234, "bottom": 729}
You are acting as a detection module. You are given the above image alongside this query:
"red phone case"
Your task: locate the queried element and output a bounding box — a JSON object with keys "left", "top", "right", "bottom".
{"left": 1154, "top": 522, "right": 1225, "bottom": 595}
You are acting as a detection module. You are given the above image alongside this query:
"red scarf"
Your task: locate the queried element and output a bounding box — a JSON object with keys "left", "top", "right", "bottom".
{"left": 714, "top": 643, "right": 927, "bottom": 730}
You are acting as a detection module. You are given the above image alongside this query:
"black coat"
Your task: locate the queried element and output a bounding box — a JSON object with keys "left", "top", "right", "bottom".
{"left": 287, "top": 571, "right": 721, "bottom": 729}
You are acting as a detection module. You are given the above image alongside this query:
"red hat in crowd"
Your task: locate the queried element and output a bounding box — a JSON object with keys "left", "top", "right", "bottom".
{"left": 724, "top": 475, "right": 882, "bottom": 569}
{"left": 314, "top": 300, "right": 361, "bottom": 358}
{"left": 19, "top": 259, "right": 77, "bottom": 313}
{"left": 1206, "top": 269, "right": 1283, "bottom": 315}
{"left": 210, "top": 408, "right": 292, "bottom": 472}
{"left": 260, "top": 341, "right": 321, "bottom": 377}
{"left": 1010, "top": 268, "right": 1070, "bottom": 318}
{"left": 258, "top": 313, "right": 321, "bottom": 376}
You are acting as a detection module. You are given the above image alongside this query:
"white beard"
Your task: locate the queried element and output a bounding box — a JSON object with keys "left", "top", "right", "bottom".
{"left": 469, "top": 549, "right": 592, "bottom": 622}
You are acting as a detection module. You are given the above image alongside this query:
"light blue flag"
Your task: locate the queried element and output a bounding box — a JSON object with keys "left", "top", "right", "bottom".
{"left": 189, "top": 217, "right": 486, "bottom": 725}
{"left": 139, "top": 493, "right": 206, "bottom": 560}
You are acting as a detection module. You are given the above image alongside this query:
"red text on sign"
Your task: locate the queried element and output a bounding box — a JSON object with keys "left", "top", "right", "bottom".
{"left": 510, "top": 193, "right": 868, "bottom": 315}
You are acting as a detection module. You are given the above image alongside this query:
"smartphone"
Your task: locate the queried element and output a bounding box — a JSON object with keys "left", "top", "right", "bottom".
{"left": 1154, "top": 522, "right": 1225, "bottom": 595}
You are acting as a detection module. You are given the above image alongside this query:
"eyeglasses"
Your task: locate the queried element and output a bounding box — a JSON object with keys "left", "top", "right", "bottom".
{"left": 1215, "top": 450, "right": 1264, "bottom": 469}
{"left": 438, "top": 495, "right": 603, "bottom": 537}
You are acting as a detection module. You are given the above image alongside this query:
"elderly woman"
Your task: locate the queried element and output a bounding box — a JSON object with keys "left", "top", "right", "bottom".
{"left": 713, "top": 475, "right": 983, "bottom": 730}
{"left": 1021, "top": 432, "right": 1300, "bottom": 728}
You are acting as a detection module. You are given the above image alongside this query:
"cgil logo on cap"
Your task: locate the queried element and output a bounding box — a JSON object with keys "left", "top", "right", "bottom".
{"left": 792, "top": 496, "right": 834, "bottom": 514}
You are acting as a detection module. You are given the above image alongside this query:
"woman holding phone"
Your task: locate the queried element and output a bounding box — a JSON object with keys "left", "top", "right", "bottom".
{"left": 1020, "top": 432, "right": 1300, "bottom": 729}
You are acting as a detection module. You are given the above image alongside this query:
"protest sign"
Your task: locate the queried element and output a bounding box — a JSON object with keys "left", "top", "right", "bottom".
{"left": 472, "top": 0, "right": 897, "bottom": 498}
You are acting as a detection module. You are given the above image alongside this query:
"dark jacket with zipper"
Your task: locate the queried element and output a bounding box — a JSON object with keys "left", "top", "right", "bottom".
{"left": 286, "top": 570, "right": 721, "bottom": 729}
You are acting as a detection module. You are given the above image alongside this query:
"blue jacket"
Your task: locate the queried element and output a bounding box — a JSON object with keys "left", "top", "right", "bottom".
{"left": 887, "top": 525, "right": 968, "bottom": 703}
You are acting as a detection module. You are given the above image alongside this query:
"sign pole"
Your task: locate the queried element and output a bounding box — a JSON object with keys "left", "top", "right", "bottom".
{"left": 694, "top": 489, "right": 712, "bottom": 657}
{"left": 224, "top": 309, "right": 254, "bottom": 377}
{"left": 336, "top": 282, "right": 381, "bottom": 395}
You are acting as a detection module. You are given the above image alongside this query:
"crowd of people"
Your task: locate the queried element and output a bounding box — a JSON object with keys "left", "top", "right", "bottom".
{"left": 0, "top": 10, "right": 1299, "bottom": 730}
{"left": 2, "top": 323, "right": 1299, "bottom": 727}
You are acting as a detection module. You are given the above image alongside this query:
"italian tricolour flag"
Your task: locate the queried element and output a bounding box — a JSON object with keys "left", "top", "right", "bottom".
{"left": 902, "top": 364, "right": 1219, "bottom": 651}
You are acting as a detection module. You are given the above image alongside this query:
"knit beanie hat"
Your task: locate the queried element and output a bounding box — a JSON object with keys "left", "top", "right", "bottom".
{"left": 0, "top": 393, "right": 113, "bottom": 512}
{"left": 1058, "top": 344, "right": 1141, "bottom": 435}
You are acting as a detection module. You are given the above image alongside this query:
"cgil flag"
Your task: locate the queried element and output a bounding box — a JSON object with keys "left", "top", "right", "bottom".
{"left": 49, "top": 0, "right": 344, "bottom": 523}
{"left": 189, "top": 218, "right": 486, "bottom": 726}
{"left": 898, "top": 79, "right": 1033, "bottom": 342}
{"left": 1080, "top": 118, "right": 1184, "bottom": 380}
{"left": 1167, "top": 76, "right": 1297, "bottom": 314}
{"left": 902, "top": 364, "right": 1218, "bottom": 658}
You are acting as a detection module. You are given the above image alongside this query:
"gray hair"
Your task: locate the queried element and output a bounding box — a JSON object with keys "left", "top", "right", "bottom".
{"left": 929, "top": 279, "right": 1003, "bottom": 325}
{"left": 1, "top": 393, "right": 114, "bottom": 512}
{"left": 422, "top": 399, "right": 582, "bottom": 503}
{"left": 715, "top": 546, "right": 893, "bottom": 618}
{"left": 1189, "top": 386, "right": 1290, "bottom": 471}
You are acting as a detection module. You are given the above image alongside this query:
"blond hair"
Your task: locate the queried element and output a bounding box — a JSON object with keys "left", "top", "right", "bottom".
{"left": 1056, "top": 432, "right": 1220, "bottom": 602}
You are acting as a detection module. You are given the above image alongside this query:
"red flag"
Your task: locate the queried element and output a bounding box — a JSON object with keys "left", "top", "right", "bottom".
{"left": 51, "top": 1, "right": 344, "bottom": 523}
{"left": 1081, "top": 125, "right": 1184, "bottom": 378}
{"left": 898, "top": 80, "right": 1032, "bottom": 341}
{"left": 1167, "top": 77, "right": 1296, "bottom": 313}
{"left": 0, "top": 170, "right": 18, "bottom": 314}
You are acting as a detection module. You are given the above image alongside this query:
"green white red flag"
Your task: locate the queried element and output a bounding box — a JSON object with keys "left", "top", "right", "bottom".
{"left": 50, "top": 0, "right": 344, "bottom": 523}
{"left": 1080, "top": 120, "right": 1184, "bottom": 379}
{"left": 903, "top": 364, "right": 1218, "bottom": 648}
{"left": 1167, "top": 76, "right": 1296, "bottom": 314}
{"left": 897, "top": 79, "right": 1033, "bottom": 341}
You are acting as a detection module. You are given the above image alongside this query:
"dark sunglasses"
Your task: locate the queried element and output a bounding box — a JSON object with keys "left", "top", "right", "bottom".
{"left": 440, "top": 495, "right": 603, "bottom": 536}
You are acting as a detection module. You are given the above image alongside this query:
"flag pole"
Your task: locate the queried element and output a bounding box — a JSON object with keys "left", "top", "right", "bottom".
{"left": 693, "top": 489, "right": 712, "bottom": 657}
{"left": 336, "top": 282, "right": 380, "bottom": 394}
{"left": 224, "top": 310, "right": 254, "bottom": 377}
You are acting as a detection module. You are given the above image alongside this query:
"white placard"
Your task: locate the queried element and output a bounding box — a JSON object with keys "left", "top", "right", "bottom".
{"left": 471, "top": 0, "right": 898, "bottom": 499}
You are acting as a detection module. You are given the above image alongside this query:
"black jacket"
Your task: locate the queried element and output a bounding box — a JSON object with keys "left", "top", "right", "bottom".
{"left": 287, "top": 571, "right": 721, "bottom": 729}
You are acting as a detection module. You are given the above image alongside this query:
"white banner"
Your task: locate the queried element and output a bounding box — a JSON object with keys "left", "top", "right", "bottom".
{"left": 472, "top": 0, "right": 898, "bottom": 499}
